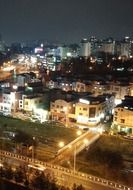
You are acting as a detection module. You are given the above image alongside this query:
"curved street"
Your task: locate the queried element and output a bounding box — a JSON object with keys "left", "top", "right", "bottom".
{"left": 0, "top": 150, "right": 132, "bottom": 190}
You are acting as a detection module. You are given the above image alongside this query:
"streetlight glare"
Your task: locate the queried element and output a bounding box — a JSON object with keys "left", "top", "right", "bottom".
{"left": 84, "top": 138, "right": 89, "bottom": 145}
{"left": 77, "top": 130, "right": 82, "bottom": 136}
{"left": 58, "top": 141, "right": 65, "bottom": 148}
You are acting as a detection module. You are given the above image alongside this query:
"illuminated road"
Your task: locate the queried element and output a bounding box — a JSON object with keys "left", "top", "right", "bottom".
{"left": 52, "top": 131, "right": 100, "bottom": 164}
{"left": 0, "top": 150, "right": 132, "bottom": 190}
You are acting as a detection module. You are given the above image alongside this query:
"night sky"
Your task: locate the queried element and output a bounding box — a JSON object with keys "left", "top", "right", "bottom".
{"left": 0, "top": 0, "right": 133, "bottom": 44}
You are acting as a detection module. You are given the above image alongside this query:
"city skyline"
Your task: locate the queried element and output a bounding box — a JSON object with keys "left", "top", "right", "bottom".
{"left": 0, "top": 0, "right": 133, "bottom": 44}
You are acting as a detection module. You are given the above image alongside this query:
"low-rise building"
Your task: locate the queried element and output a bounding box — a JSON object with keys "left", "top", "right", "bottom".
{"left": 0, "top": 86, "right": 24, "bottom": 113}
{"left": 75, "top": 94, "right": 114, "bottom": 126}
{"left": 73, "top": 81, "right": 86, "bottom": 92}
{"left": 112, "top": 96, "right": 133, "bottom": 134}
{"left": 50, "top": 92, "right": 114, "bottom": 127}
{"left": 50, "top": 97, "right": 75, "bottom": 125}
{"left": 108, "top": 82, "right": 130, "bottom": 105}
{"left": 16, "top": 73, "right": 34, "bottom": 87}
{"left": 90, "top": 82, "right": 110, "bottom": 96}
{"left": 23, "top": 94, "right": 44, "bottom": 112}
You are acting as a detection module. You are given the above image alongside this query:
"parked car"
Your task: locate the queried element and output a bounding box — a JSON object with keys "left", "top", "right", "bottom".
{"left": 118, "top": 131, "right": 127, "bottom": 136}
{"left": 123, "top": 135, "right": 133, "bottom": 140}
{"left": 30, "top": 117, "right": 40, "bottom": 123}
{"left": 3, "top": 112, "right": 11, "bottom": 117}
{"left": 83, "top": 128, "right": 89, "bottom": 131}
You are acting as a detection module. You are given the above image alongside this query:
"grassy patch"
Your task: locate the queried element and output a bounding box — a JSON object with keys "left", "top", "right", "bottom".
{"left": 77, "top": 135, "right": 133, "bottom": 185}
{"left": 94, "top": 135, "right": 133, "bottom": 159}
{"left": 0, "top": 116, "right": 77, "bottom": 143}
{"left": 0, "top": 116, "right": 79, "bottom": 160}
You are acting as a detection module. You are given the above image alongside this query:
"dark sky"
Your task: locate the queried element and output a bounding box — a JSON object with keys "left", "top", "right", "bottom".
{"left": 0, "top": 0, "right": 133, "bottom": 44}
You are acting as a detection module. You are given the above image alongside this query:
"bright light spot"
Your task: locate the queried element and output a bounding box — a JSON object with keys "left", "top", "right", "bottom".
{"left": 40, "top": 43, "right": 44, "bottom": 48}
{"left": 28, "top": 164, "right": 45, "bottom": 171}
{"left": 63, "top": 107, "right": 67, "bottom": 112}
{"left": 3, "top": 66, "right": 15, "bottom": 71}
{"left": 10, "top": 92, "right": 16, "bottom": 103}
{"left": 84, "top": 139, "right": 89, "bottom": 145}
{"left": 79, "top": 99, "right": 90, "bottom": 104}
{"left": 101, "top": 113, "right": 104, "bottom": 119}
{"left": 115, "top": 99, "right": 122, "bottom": 105}
{"left": 77, "top": 130, "right": 82, "bottom": 136}
{"left": 13, "top": 85, "right": 18, "bottom": 90}
{"left": 58, "top": 141, "right": 65, "bottom": 148}
{"left": 67, "top": 52, "right": 72, "bottom": 57}
{"left": 77, "top": 115, "right": 88, "bottom": 124}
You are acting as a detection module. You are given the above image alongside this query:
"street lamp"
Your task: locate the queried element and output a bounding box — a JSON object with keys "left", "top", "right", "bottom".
{"left": 76, "top": 130, "right": 82, "bottom": 136}
{"left": 73, "top": 138, "right": 89, "bottom": 174}
{"left": 66, "top": 131, "right": 81, "bottom": 174}
{"left": 73, "top": 145, "right": 76, "bottom": 174}
{"left": 63, "top": 107, "right": 68, "bottom": 127}
{"left": 58, "top": 141, "right": 65, "bottom": 148}
{"left": 32, "top": 137, "right": 36, "bottom": 161}
{"left": 83, "top": 138, "right": 89, "bottom": 146}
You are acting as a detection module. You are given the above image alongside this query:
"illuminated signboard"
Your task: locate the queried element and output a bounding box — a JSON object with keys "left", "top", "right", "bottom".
{"left": 79, "top": 99, "right": 90, "bottom": 104}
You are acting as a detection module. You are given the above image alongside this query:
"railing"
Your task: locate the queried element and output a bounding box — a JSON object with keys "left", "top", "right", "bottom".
{"left": 57, "top": 131, "right": 99, "bottom": 155}
{"left": 0, "top": 150, "right": 132, "bottom": 190}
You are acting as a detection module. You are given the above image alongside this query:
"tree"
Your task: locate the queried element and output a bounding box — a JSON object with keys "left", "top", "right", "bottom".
{"left": 72, "top": 184, "right": 85, "bottom": 190}
{"left": 13, "top": 130, "right": 33, "bottom": 145}
{"left": 12, "top": 130, "right": 36, "bottom": 155}
{"left": 86, "top": 146, "right": 123, "bottom": 170}
{"left": 30, "top": 171, "right": 60, "bottom": 190}
{"left": 4, "top": 166, "right": 13, "bottom": 180}
{"left": 31, "top": 173, "right": 46, "bottom": 190}
{"left": 76, "top": 185, "right": 85, "bottom": 190}
{"left": 13, "top": 166, "right": 26, "bottom": 183}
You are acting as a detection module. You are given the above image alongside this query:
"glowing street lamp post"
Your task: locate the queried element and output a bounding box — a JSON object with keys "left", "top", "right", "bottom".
{"left": 32, "top": 137, "right": 36, "bottom": 161}
{"left": 73, "top": 130, "right": 82, "bottom": 174}
{"left": 58, "top": 141, "right": 65, "bottom": 148}
{"left": 74, "top": 145, "right": 76, "bottom": 174}
{"left": 73, "top": 136, "right": 89, "bottom": 174}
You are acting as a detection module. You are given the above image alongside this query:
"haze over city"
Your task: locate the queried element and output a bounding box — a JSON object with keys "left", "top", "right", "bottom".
{"left": 0, "top": 0, "right": 133, "bottom": 44}
{"left": 0, "top": 0, "right": 133, "bottom": 190}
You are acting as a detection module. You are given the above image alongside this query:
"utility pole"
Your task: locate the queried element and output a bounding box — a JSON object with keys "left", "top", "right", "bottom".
{"left": 74, "top": 145, "right": 76, "bottom": 174}
{"left": 32, "top": 137, "right": 35, "bottom": 162}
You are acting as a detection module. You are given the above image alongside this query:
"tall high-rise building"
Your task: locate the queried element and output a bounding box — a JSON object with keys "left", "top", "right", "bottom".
{"left": 80, "top": 38, "right": 91, "bottom": 58}
{"left": 115, "top": 41, "right": 131, "bottom": 58}
{"left": 100, "top": 38, "right": 115, "bottom": 55}
{"left": 0, "top": 34, "right": 6, "bottom": 52}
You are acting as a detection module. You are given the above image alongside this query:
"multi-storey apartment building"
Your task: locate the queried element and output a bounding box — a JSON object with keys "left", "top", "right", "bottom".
{"left": 50, "top": 97, "right": 75, "bottom": 125}
{"left": 112, "top": 96, "right": 133, "bottom": 134}
{"left": 50, "top": 93, "right": 114, "bottom": 126}
{"left": 75, "top": 94, "right": 114, "bottom": 126}
{"left": 109, "top": 82, "right": 130, "bottom": 105}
